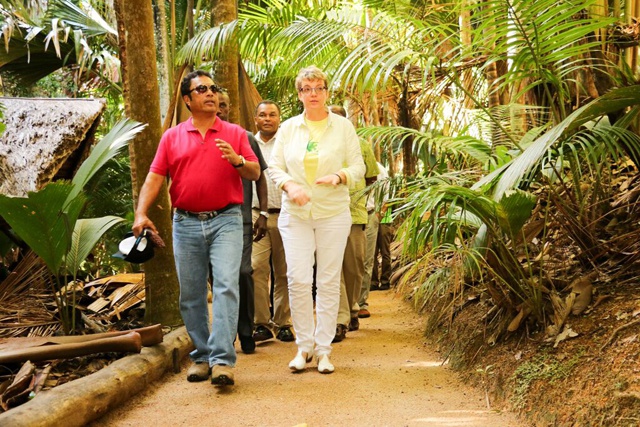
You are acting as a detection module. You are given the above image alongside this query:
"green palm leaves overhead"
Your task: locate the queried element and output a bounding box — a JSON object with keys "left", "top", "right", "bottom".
{"left": 0, "top": 0, "right": 119, "bottom": 87}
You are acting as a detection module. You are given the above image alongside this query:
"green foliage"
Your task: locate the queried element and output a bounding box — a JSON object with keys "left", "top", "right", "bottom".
{"left": 83, "top": 156, "right": 131, "bottom": 219}
{"left": 65, "top": 216, "right": 125, "bottom": 278}
{"left": 0, "top": 0, "right": 120, "bottom": 89}
{"left": 0, "top": 182, "right": 86, "bottom": 276}
{"left": 478, "top": 86, "right": 640, "bottom": 199}
{"left": 510, "top": 351, "right": 583, "bottom": 410}
{"left": 0, "top": 119, "right": 145, "bottom": 334}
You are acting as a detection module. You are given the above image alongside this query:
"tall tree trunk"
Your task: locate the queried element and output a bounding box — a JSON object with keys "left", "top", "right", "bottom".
{"left": 459, "top": 1, "right": 476, "bottom": 110}
{"left": 154, "top": 0, "right": 171, "bottom": 123}
{"left": 399, "top": 79, "right": 415, "bottom": 176}
{"left": 481, "top": 0, "right": 514, "bottom": 142}
{"left": 114, "top": 0, "right": 182, "bottom": 327}
{"left": 211, "top": 0, "right": 240, "bottom": 125}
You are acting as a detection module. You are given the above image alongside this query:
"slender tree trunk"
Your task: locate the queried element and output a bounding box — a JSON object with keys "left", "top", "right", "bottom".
{"left": 459, "top": 1, "right": 476, "bottom": 110}
{"left": 399, "top": 79, "right": 415, "bottom": 176}
{"left": 114, "top": 0, "right": 182, "bottom": 327}
{"left": 187, "top": 0, "right": 195, "bottom": 39}
{"left": 480, "top": 0, "right": 513, "bottom": 143}
{"left": 211, "top": 0, "right": 240, "bottom": 125}
{"left": 154, "top": 0, "right": 171, "bottom": 123}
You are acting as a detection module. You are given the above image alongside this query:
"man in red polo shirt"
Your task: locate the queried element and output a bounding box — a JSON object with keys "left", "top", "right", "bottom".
{"left": 133, "top": 70, "right": 260, "bottom": 387}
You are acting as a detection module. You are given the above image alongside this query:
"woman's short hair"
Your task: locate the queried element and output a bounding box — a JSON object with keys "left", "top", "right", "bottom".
{"left": 295, "top": 66, "right": 328, "bottom": 90}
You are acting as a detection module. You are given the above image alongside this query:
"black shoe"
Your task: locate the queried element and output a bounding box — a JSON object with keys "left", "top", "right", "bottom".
{"left": 348, "top": 316, "right": 360, "bottom": 331}
{"left": 378, "top": 283, "right": 391, "bottom": 290}
{"left": 252, "top": 325, "right": 274, "bottom": 342}
{"left": 332, "top": 324, "right": 347, "bottom": 343}
{"left": 370, "top": 284, "right": 381, "bottom": 291}
{"left": 276, "top": 326, "right": 295, "bottom": 342}
{"left": 239, "top": 335, "right": 255, "bottom": 354}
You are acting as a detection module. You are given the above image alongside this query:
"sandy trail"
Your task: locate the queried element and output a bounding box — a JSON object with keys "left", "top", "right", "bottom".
{"left": 90, "top": 290, "right": 522, "bottom": 427}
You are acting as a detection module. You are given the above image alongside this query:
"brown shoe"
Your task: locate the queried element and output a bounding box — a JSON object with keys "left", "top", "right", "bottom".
{"left": 187, "top": 362, "right": 211, "bottom": 382}
{"left": 358, "top": 308, "right": 370, "bottom": 318}
{"left": 211, "top": 364, "right": 235, "bottom": 386}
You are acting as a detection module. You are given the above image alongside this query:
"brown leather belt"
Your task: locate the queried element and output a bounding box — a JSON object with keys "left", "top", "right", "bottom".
{"left": 176, "top": 205, "right": 236, "bottom": 220}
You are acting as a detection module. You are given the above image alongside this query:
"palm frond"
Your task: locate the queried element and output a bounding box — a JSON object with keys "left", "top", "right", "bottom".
{"left": 68, "top": 119, "right": 145, "bottom": 204}
{"left": 0, "top": 182, "right": 85, "bottom": 275}
{"left": 45, "top": 0, "right": 117, "bottom": 37}
{"left": 477, "top": 85, "right": 640, "bottom": 199}
{"left": 65, "top": 216, "right": 124, "bottom": 277}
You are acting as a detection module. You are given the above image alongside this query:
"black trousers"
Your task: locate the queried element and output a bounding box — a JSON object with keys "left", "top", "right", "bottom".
{"left": 237, "top": 223, "right": 255, "bottom": 338}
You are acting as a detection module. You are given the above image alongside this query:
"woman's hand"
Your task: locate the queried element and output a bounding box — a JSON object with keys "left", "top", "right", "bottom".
{"left": 315, "top": 173, "right": 342, "bottom": 187}
{"left": 284, "top": 181, "right": 310, "bottom": 206}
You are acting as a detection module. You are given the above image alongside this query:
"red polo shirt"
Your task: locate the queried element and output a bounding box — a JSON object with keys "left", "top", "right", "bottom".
{"left": 150, "top": 117, "right": 257, "bottom": 212}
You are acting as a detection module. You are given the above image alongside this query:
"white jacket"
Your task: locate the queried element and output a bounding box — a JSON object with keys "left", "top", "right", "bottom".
{"left": 269, "top": 110, "right": 365, "bottom": 220}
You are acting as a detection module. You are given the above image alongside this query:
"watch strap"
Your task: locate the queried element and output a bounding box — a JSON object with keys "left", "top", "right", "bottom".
{"left": 233, "top": 155, "right": 245, "bottom": 168}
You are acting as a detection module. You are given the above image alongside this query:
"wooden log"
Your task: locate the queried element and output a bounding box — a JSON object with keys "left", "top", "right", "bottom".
{"left": 0, "top": 327, "right": 193, "bottom": 427}
{"left": 0, "top": 324, "right": 163, "bottom": 352}
{"left": 0, "top": 332, "right": 142, "bottom": 364}
{"left": 37, "top": 324, "right": 164, "bottom": 347}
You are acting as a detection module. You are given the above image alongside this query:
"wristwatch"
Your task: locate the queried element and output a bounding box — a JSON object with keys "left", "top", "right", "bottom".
{"left": 259, "top": 211, "right": 270, "bottom": 218}
{"left": 233, "top": 155, "right": 245, "bottom": 168}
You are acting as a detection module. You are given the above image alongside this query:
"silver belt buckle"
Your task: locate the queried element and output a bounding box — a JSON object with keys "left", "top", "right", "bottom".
{"left": 198, "top": 212, "right": 210, "bottom": 221}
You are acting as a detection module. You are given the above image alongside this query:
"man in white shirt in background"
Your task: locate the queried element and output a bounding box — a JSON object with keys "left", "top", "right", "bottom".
{"left": 250, "top": 101, "right": 294, "bottom": 343}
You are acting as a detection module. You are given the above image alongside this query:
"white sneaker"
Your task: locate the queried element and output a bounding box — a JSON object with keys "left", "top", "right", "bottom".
{"left": 289, "top": 350, "right": 313, "bottom": 372}
{"left": 317, "top": 354, "right": 334, "bottom": 374}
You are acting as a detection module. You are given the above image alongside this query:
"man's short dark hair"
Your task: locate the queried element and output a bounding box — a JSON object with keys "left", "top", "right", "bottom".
{"left": 180, "top": 70, "right": 214, "bottom": 97}
{"left": 255, "top": 100, "right": 281, "bottom": 115}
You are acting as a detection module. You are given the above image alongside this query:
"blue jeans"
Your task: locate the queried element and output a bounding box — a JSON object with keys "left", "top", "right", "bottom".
{"left": 172, "top": 205, "right": 242, "bottom": 367}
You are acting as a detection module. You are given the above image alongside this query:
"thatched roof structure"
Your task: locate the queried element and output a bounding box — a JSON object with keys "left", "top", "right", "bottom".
{"left": 0, "top": 97, "right": 106, "bottom": 197}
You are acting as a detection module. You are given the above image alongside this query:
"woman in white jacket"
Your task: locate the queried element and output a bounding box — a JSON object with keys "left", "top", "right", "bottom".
{"left": 269, "top": 66, "right": 365, "bottom": 374}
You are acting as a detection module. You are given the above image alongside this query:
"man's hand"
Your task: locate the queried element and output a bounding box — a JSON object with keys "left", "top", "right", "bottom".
{"left": 253, "top": 215, "right": 267, "bottom": 242}
{"left": 284, "top": 181, "right": 310, "bottom": 206}
{"left": 215, "top": 138, "right": 242, "bottom": 166}
{"left": 133, "top": 214, "right": 158, "bottom": 237}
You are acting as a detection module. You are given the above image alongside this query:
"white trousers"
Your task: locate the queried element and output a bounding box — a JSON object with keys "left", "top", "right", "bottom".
{"left": 278, "top": 209, "right": 352, "bottom": 356}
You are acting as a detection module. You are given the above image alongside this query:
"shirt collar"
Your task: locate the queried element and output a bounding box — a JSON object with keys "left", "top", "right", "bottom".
{"left": 256, "top": 131, "right": 277, "bottom": 144}
{"left": 293, "top": 108, "right": 334, "bottom": 128}
{"left": 185, "top": 116, "right": 222, "bottom": 132}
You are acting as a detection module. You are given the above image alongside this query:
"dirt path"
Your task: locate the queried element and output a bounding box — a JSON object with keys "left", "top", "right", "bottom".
{"left": 90, "top": 290, "right": 523, "bottom": 427}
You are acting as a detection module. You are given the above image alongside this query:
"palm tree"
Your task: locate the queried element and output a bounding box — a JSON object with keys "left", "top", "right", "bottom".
{"left": 114, "top": 0, "right": 181, "bottom": 327}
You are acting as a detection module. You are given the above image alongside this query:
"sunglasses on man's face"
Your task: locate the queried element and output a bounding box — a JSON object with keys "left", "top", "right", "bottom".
{"left": 189, "top": 84, "right": 220, "bottom": 95}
